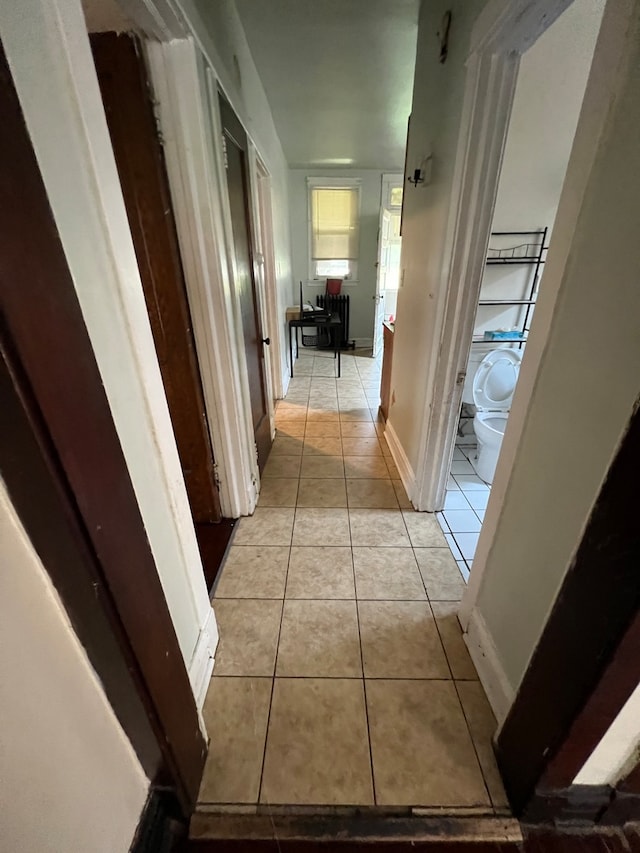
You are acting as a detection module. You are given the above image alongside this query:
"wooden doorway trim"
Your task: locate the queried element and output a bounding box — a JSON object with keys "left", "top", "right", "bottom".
{"left": 495, "top": 402, "right": 640, "bottom": 816}
{"left": 0, "top": 331, "right": 164, "bottom": 791}
{"left": 91, "top": 32, "right": 222, "bottom": 527}
{"left": 0, "top": 42, "right": 206, "bottom": 809}
{"left": 90, "top": 32, "right": 235, "bottom": 591}
{"left": 146, "top": 38, "right": 260, "bottom": 516}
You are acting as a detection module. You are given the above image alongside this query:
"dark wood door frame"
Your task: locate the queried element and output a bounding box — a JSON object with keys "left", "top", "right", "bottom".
{"left": 0, "top": 41, "right": 206, "bottom": 812}
{"left": 90, "top": 32, "right": 235, "bottom": 591}
{"left": 91, "top": 32, "right": 221, "bottom": 526}
{"left": 605, "top": 750, "right": 640, "bottom": 824}
{"left": 1, "top": 327, "right": 164, "bottom": 788}
{"left": 495, "top": 400, "right": 640, "bottom": 819}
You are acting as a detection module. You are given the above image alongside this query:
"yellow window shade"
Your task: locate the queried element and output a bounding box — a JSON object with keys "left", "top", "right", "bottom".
{"left": 311, "top": 187, "right": 360, "bottom": 260}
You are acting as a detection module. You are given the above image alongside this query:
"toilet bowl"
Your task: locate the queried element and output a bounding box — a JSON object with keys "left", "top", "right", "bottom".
{"left": 470, "top": 348, "right": 522, "bottom": 485}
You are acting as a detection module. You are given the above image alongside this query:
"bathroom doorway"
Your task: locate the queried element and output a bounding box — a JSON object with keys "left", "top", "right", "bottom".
{"left": 438, "top": 0, "right": 604, "bottom": 581}
{"left": 372, "top": 175, "right": 403, "bottom": 358}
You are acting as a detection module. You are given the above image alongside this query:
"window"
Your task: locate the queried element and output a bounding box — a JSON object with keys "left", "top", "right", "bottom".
{"left": 308, "top": 179, "right": 360, "bottom": 280}
{"left": 390, "top": 186, "right": 404, "bottom": 207}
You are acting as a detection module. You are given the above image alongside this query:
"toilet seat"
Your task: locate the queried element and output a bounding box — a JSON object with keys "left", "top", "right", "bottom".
{"left": 474, "top": 411, "right": 508, "bottom": 441}
{"left": 472, "top": 348, "right": 522, "bottom": 412}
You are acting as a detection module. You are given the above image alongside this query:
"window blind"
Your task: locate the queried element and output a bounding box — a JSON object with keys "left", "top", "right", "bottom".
{"left": 311, "top": 187, "right": 360, "bottom": 260}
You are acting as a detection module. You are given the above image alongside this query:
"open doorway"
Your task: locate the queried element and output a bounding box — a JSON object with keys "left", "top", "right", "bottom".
{"left": 218, "top": 93, "right": 274, "bottom": 473}
{"left": 438, "top": 0, "right": 604, "bottom": 581}
{"left": 372, "top": 174, "right": 403, "bottom": 358}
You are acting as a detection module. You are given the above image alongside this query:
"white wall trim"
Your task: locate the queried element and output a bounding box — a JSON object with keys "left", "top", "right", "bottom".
{"left": 413, "top": 50, "right": 520, "bottom": 513}
{"left": 470, "top": 0, "right": 573, "bottom": 56}
{"left": 189, "top": 606, "right": 219, "bottom": 712}
{"left": 255, "top": 158, "right": 286, "bottom": 402}
{"left": 383, "top": 420, "right": 417, "bottom": 504}
{"left": 119, "top": 0, "right": 186, "bottom": 39}
{"left": 465, "top": 607, "right": 515, "bottom": 725}
{"left": 247, "top": 145, "right": 276, "bottom": 431}
{"left": 204, "top": 67, "right": 264, "bottom": 492}
{"left": 129, "top": 0, "right": 291, "bottom": 409}
{"left": 146, "top": 38, "right": 258, "bottom": 517}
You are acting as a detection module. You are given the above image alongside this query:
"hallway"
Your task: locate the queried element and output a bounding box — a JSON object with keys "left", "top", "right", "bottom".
{"left": 198, "top": 349, "right": 508, "bottom": 813}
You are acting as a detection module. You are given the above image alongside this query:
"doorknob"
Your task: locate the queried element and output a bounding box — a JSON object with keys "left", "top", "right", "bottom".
{"left": 262, "top": 337, "right": 271, "bottom": 345}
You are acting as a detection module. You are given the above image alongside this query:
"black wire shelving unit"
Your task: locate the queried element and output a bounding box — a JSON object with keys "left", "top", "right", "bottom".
{"left": 472, "top": 227, "right": 548, "bottom": 349}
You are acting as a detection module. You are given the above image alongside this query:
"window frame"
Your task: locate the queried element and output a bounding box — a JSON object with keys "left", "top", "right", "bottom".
{"left": 306, "top": 176, "right": 362, "bottom": 283}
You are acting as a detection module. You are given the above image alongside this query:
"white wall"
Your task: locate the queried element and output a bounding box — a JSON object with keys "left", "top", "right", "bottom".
{"left": 0, "top": 485, "right": 148, "bottom": 853}
{"left": 474, "top": 0, "right": 604, "bottom": 341}
{"left": 179, "top": 0, "right": 295, "bottom": 386}
{"left": 289, "top": 169, "right": 384, "bottom": 344}
{"left": 576, "top": 683, "right": 640, "bottom": 785}
{"left": 388, "top": 0, "right": 486, "bottom": 472}
{"left": 493, "top": 0, "right": 604, "bottom": 234}
{"left": 465, "top": 0, "right": 640, "bottom": 714}
{"left": 0, "top": 0, "right": 216, "bottom": 705}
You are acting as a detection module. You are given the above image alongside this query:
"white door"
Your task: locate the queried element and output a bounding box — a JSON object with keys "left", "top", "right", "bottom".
{"left": 373, "top": 209, "right": 391, "bottom": 357}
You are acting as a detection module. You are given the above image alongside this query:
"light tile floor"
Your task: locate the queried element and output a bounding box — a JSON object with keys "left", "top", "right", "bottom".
{"left": 438, "top": 445, "right": 490, "bottom": 581}
{"left": 199, "top": 349, "right": 507, "bottom": 814}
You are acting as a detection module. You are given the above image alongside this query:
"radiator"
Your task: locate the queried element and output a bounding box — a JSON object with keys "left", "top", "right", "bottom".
{"left": 316, "top": 294, "right": 352, "bottom": 348}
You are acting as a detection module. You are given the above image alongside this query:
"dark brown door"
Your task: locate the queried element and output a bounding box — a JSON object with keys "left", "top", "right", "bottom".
{"left": 219, "top": 95, "right": 272, "bottom": 472}
{"left": 91, "top": 33, "right": 221, "bottom": 524}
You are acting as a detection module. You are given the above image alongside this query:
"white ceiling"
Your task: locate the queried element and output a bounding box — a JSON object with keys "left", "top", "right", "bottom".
{"left": 234, "top": 0, "right": 420, "bottom": 170}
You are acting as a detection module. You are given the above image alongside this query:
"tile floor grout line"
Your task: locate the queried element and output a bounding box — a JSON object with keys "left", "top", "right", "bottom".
{"left": 413, "top": 545, "right": 433, "bottom": 604}
{"left": 350, "top": 494, "right": 379, "bottom": 807}
{"left": 346, "top": 371, "right": 381, "bottom": 808}
{"left": 427, "top": 596, "right": 496, "bottom": 811}
{"left": 255, "top": 513, "right": 296, "bottom": 808}
{"left": 244, "top": 354, "right": 490, "bottom": 811}
{"left": 217, "top": 597, "right": 466, "bottom": 603}
{"left": 451, "top": 676, "right": 496, "bottom": 810}
{"left": 212, "top": 673, "right": 478, "bottom": 681}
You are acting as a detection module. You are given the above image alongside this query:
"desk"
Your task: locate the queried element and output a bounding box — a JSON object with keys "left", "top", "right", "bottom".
{"left": 289, "top": 314, "right": 343, "bottom": 378}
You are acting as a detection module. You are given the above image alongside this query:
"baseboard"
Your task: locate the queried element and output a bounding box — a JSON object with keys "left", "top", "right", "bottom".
{"left": 353, "top": 336, "right": 373, "bottom": 348}
{"left": 188, "top": 606, "right": 218, "bottom": 712}
{"left": 465, "top": 607, "right": 515, "bottom": 725}
{"left": 383, "top": 420, "right": 417, "bottom": 504}
{"left": 280, "top": 368, "right": 290, "bottom": 398}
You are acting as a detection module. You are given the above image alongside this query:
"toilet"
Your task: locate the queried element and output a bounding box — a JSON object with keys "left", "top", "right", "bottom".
{"left": 469, "top": 348, "right": 522, "bottom": 485}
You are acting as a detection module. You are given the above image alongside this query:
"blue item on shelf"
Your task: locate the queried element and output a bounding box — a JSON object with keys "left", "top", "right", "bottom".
{"left": 483, "top": 329, "right": 525, "bottom": 341}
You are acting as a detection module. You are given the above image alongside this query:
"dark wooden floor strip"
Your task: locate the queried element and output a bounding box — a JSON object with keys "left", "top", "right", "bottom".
{"left": 180, "top": 813, "right": 640, "bottom": 851}
{"left": 195, "top": 519, "right": 236, "bottom": 593}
